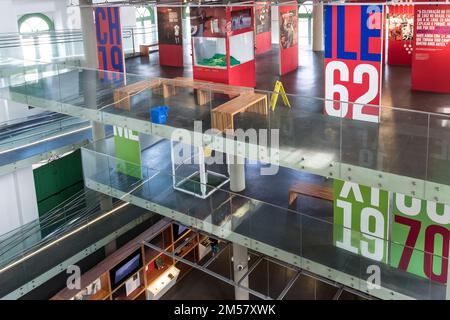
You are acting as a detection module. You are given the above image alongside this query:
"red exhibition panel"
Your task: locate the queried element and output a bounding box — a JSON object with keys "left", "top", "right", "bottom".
{"left": 159, "top": 44, "right": 184, "bottom": 67}
{"left": 411, "top": 4, "right": 450, "bottom": 93}
{"left": 228, "top": 60, "right": 256, "bottom": 87}
{"left": 255, "top": 2, "right": 272, "bottom": 55}
{"left": 279, "top": 4, "right": 298, "bottom": 75}
{"left": 324, "top": 5, "right": 384, "bottom": 123}
{"left": 157, "top": 7, "right": 183, "bottom": 67}
{"left": 387, "top": 5, "right": 414, "bottom": 66}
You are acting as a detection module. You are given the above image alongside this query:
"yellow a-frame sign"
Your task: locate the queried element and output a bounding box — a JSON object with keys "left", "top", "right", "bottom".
{"left": 270, "top": 80, "right": 291, "bottom": 111}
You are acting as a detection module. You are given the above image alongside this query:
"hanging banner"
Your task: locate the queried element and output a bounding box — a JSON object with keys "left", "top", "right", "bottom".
{"left": 279, "top": 3, "right": 298, "bottom": 75}
{"left": 94, "top": 6, "right": 125, "bottom": 81}
{"left": 387, "top": 5, "right": 414, "bottom": 66}
{"left": 391, "top": 194, "right": 449, "bottom": 283}
{"left": 333, "top": 179, "right": 390, "bottom": 263}
{"left": 324, "top": 5, "right": 384, "bottom": 123}
{"left": 113, "top": 126, "right": 142, "bottom": 179}
{"left": 157, "top": 6, "right": 184, "bottom": 67}
{"left": 255, "top": 1, "right": 271, "bottom": 55}
{"left": 411, "top": 4, "right": 450, "bottom": 93}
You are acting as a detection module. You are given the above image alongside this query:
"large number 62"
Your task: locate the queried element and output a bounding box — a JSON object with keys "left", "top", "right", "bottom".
{"left": 325, "top": 61, "right": 379, "bottom": 123}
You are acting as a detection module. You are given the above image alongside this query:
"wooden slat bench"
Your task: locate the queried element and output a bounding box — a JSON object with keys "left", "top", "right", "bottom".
{"left": 288, "top": 182, "right": 333, "bottom": 210}
{"left": 139, "top": 44, "right": 154, "bottom": 57}
{"left": 163, "top": 77, "right": 253, "bottom": 105}
{"left": 211, "top": 93, "right": 268, "bottom": 132}
{"left": 113, "top": 79, "right": 161, "bottom": 110}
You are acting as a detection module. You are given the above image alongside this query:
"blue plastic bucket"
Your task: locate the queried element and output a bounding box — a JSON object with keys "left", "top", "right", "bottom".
{"left": 150, "top": 106, "right": 169, "bottom": 124}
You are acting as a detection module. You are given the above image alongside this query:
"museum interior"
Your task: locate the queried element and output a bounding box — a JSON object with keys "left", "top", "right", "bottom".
{"left": 0, "top": 0, "right": 449, "bottom": 301}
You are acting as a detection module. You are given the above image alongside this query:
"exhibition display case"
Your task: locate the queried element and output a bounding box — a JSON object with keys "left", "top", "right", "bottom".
{"left": 191, "top": 6, "right": 256, "bottom": 87}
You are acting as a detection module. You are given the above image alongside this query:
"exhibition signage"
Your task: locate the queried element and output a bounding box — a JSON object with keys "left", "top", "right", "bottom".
{"left": 157, "top": 6, "right": 184, "bottom": 67}
{"left": 113, "top": 126, "right": 142, "bottom": 179}
{"left": 94, "top": 6, "right": 125, "bottom": 80}
{"left": 278, "top": 3, "right": 298, "bottom": 75}
{"left": 255, "top": 1, "right": 271, "bottom": 55}
{"left": 391, "top": 194, "right": 449, "bottom": 283}
{"left": 333, "top": 179, "right": 390, "bottom": 263}
{"left": 387, "top": 5, "right": 414, "bottom": 66}
{"left": 411, "top": 4, "right": 450, "bottom": 93}
{"left": 324, "top": 5, "right": 383, "bottom": 123}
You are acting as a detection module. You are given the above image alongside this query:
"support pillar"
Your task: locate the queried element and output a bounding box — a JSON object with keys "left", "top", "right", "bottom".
{"left": 233, "top": 243, "right": 249, "bottom": 300}
{"left": 312, "top": 3, "right": 324, "bottom": 52}
{"left": 446, "top": 237, "right": 450, "bottom": 300}
{"left": 80, "top": 0, "right": 112, "bottom": 212}
{"left": 228, "top": 155, "right": 246, "bottom": 192}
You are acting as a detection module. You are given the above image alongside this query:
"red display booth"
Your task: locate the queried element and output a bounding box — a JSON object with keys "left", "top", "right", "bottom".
{"left": 255, "top": 1, "right": 272, "bottom": 55}
{"left": 387, "top": 4, "right": 414, "bottom": 66}
{"left": 157, "top": 1, "right": 184, "bottom": 67}
{"left": 190, "top": 6, "right": 256, "bottom": 88}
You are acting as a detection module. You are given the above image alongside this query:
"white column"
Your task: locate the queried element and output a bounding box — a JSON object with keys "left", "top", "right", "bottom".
{"left": 446, "top": 237, "right": 450, "bottom": 300}
{"left": 312, "top": 3, "right": 324, "bottom": 52}
{"left": 0, "top": 167, "right": 39, "bottom": 236}
{"left": 233, "top": 243, "right": 249, "bottom": 300}
{"left": 80, "top": 0, "right": 98, "bottom": 69}
{"left": 228, "top": 154, "right": 246, "bottom": 192}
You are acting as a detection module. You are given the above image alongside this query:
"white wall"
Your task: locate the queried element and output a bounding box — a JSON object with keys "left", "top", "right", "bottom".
{"left": 0, "top": 167, "right": 39, "bottom": 236}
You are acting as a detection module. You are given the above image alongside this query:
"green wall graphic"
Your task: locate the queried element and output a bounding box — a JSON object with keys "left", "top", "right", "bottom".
{"left": 333, "top": 179, "right": 390, "bottom": 262}
{"left": 391, "top": 194, "right": 449, "bottom": 283}
{"left": 114, "top": 126, "right": 142, "bottom": 179}
{"left": 33, "top": 149, "right": 84, "bottom": 216}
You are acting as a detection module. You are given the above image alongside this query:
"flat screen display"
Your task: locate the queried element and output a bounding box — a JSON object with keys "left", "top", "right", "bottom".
{"left": 173, "top": 224, "right": 189, "bottom": 240}
{"left": 110, "top": 249, "right": 142, "bottom": 289}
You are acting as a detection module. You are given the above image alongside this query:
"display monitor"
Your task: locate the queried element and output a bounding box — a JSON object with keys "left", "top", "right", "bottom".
{"left": 173, "top": 224, "right": 189, "bottom": 240}
{"left": 109, "top": 249, "right": 143, "bottom": 289}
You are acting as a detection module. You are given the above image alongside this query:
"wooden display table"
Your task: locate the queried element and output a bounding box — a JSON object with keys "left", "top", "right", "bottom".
{"left": 113, "top": 79, "right": 161, "bottom": 110}
{"left": 288, "top": 182, "right": 333, "bottom": 210}
{"left": 140, "top": 44, "right": 153, "bottom": 57}
{"left": 211, "top": 93, "right": 268, "bottom": 131}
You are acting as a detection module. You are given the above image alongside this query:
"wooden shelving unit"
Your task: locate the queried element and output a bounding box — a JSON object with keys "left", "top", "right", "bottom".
{"left": 52, "top": 220, "right": 213, "bottom": 301}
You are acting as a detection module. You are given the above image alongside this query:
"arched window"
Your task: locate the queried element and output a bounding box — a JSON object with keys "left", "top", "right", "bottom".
{"left": 18, "top": 13, "right": 56, "bottom": 61}
{"left": 136, "top": 7, "right": 155, "bottom": 45}
{"left": 298, "top": 1, "right": 313, "bottom": 48}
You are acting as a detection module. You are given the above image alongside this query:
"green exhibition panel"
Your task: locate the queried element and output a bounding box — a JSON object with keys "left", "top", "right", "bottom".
{"left": 33, "top": 149, "right": 84, "bottom": 216}
{"left": 333, "top": 179, "right": 390, "bottom": 263}
{"left": 391, "top": 194, "right": 449, "bottom": 283}
{"left": 113, "top": 126, "right": 142, "bottom": 179}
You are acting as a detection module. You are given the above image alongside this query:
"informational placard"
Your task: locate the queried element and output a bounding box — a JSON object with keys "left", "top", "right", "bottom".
{"left": 324, "top": 5, "right": 384, "bottom": 123}
{"left": 411, "top": 4, "right": 450, "bottom": 93}
{"left": 113, "top": 126, "right": 142, "bottom": 179}
{"left": 157, "top": 7, "right": 183, "bottom": 67}
{"left": 387, "top": 5, "right": 414, "bottom": 66}
{"left": 279, "top": 3, "right": 298, "bottom": 75}
{"left": 333, "top": 179, "right": 390, "bottom": 263}
{"left": 391, "top": 194, "right": 449, "bottom": 283}
{"left": 94, "top": 7, "right": 125, "bottom": 75}
{"left": 255, "top": 1, "right": 271, "bottom": 55}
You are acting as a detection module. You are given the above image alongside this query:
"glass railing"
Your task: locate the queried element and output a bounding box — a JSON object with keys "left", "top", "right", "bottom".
{"left": 0, "top": 61, "right": 449, "bottom": 204}
{"left": 0, "top": 114, "right": 90, "bottom": 153}
{"left": 80, "top": 138, "right": 448, "bottom": 300}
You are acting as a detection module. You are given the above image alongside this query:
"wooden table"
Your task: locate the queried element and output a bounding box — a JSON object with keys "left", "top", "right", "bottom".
{"left": 113, "top": 79, "right": 161, "bottom": 110}
{"left": 211, "top": 93, "right": 268, "bottom": 131}
{"left": 288, "top": 182, "right": 333, "bottom": 210}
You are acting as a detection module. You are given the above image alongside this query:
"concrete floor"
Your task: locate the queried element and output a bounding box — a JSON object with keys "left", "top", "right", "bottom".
{"left": 125, "top": 46, "right": 450, "bottom": 114}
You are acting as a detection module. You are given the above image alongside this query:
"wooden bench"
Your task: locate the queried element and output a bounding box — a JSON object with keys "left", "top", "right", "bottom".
{"left": 140, "top": 44, "right": 154, "bottom": 57}
{"left": 211, "top": 93, "right": 268, "bottom": 131}
{"left": 288, "top": 182, "right": 333, "bottom": 210}
{"left": 113, "top": 79, "right": 161, "bottom": 110}
{"left": 163, "top": 77, "right": 253, "bottom": 105}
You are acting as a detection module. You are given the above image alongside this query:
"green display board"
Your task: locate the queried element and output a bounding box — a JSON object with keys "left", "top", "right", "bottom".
{"left": 113, "top": 126, "right": 142, "bottom": 179}
{"left": 391, "top": 194, "right": 449, "bottom": 283}
{"left": 333, "top": 179, "right": 390, "bottom": 262}
{"left": 33, "top": 149, "right": 84, "bottom": 216}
